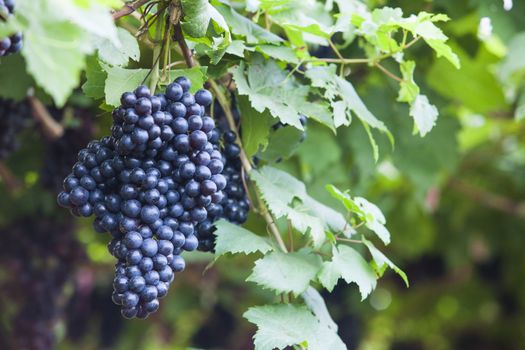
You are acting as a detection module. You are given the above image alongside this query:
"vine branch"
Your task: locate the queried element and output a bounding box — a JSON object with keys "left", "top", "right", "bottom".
{"left": 0, "top": 161, "right": 21, "bottom": 192}
{"left": 27, "top": 94, "right": 64, "bottom": 140}
{"left": 112, "top": 0, "right": 150, "bottom": 20}
{"left": 449, "top": 178, "right": 525, "bottom": 218}
{"left": 173, "top": 23, "right": 195, "bottom": 68}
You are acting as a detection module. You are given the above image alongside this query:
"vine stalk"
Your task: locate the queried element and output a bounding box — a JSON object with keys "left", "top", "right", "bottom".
{"left": 112, "top": 0, "right": 151, "bottom": 20}
{"left": 27, "top": 93, "right": 64, "bottom": 140}
{"left": 149, "top": 14, "right": 164, "bottom": 93}
{"left": 0, "top": 161, "right": 21, "bottom": 192}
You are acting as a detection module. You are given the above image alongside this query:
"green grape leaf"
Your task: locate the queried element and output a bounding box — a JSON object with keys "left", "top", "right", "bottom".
{"left": 425, "top": 39, "right": 460, "bottom": 69}
{"left": 306, "top": 65, "right": 389, "bottom": 132}
{"left": 352, "top": 7, "right": 459, "bottom": 68}
{"left": 0, "top": 55, "right": 33, "bottom": 101}
{"left": 22, "top": 21, "right": 91, "bottom": 106}
{"left": 103, "top": 65, "right": 149, "bottom": 106}
{"left": 96, "top": 27, "right": 140, "bottom": 67}
{"left": 182, "top": 1, "right": 230, "bottom": 62}
{"left": 247, "top": 251, "right": 322, "bottom": 295}
{"left": 326, "top": 185, "right": 364, "bottom": 215}
{"left": 225, "top": 40, "right": 248, "bottom": 57}
{"left": 398, "top": 60, "right": 419, "bottom": 103}
{"left": 192, "top": 35, "right": 231, "bottom": 64}
{"left": 251, "top": 166, "right": 349, "bottom": 247}
{"left": 238, "top": 95, "right": 274, "bottom": 157}
{"left": 301, "top": 287, "right": 339, "bottom": 334}
{"left": 263, "top": 0, "right": 336, "bottom": 45}
{"left": 283, "top": 23, "right": 331, "bottom": 40}
{"left": 326, "top": 184, "right": 390, "bottom": 244}
{"left": 2, "top": 0, "right": 119, "bottom": 106}
{"left": 427, "top": 45, "right": 505, "bottom": 114}
{"left": 353, "top": 197, "right": 391, "bottom": 244}
{"left": 318, "top": 245, "right": 377, "bottom": 299}
{"left": 498, "top": 32, "right": 525, "bottom": 84}
{"left": 257, "top": 126, "right": 303, "bottom": 162}
{"left": 181, "top": 0, "right": 213, "bottom": 38}
{"left": 301, "top": 287, "right": 347, "bottom": 350}
{"left": 409, "top": 94, "right": 439, "bottom": 137}
{"left": 362, "top": 238, "right": 409, "bottom": 287}
{"left": 515, "top": 89, "right": 525, "bottom": 120}
{"left": 82, "top": 56, "right": 107, "bottom": 100}
{"left": 255, "top": 44, "right": 300, "bottom": 63}
{"left": 297, "top": 126, "right": 342, "bottom": 178}
{"left": 214, "top": 219, "right": 273, "bottom": 257}
{"left": 232, "top": 56, "right": 333, "bottom": 131}
{"left": 59, "top": 0, "right": 119, "bottom": 45}
{"left": 244, "top": 304, "right": 346, "bottom": 350}
{"left": 216, "top": 4, "right": 283, "bottom": 44}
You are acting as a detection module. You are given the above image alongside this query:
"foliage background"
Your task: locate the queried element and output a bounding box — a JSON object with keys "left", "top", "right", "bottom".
{"left": 0, "top": 0, "right": 525, "bottom": 349}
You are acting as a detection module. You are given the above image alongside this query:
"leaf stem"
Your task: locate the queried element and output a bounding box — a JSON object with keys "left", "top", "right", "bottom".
{"left": 335, "top": 237, "right": 363, "bottom": 244}
{"left": 304, "top": 36, "right": 421, "bottom": 82}
{"left": 374, "top": 62, "right": 403, "bottom": 82}
{"left": 310, "top": 57, "right": 371, "bottom": 64}
{"left": 163, "top": 60, "right": 186, "bottom": 70}
{"left": 403, "top": 35, "right": 422, "bottom": 50}
{"left": 328, "top": 38, "right": 345, "bottom": 76}
{"left": 149, "top": 13, "right": 165, "bottom": 93}
{"left": 287, "top": 220, "right": 294, "bottom": 252}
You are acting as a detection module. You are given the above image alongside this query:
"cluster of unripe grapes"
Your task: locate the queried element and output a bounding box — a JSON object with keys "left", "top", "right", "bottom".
{"left": 57, "top": 78, "right": 249, "bottom": 318}
{"left": 0, "top": 0, "right": 23, "bottom": 56}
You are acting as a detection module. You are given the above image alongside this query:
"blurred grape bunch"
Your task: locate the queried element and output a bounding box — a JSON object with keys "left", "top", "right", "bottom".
{"left": 0, "top": 216, "right": 85, "bottom": 350}
{"left": 0, "top": 0, "right": 23, "bottom": 56}
{"left": 0, "top": 98, "right": 31, "bottom": 159}
{"left": 40, "top": 107, "right": 95, "bottom": 192}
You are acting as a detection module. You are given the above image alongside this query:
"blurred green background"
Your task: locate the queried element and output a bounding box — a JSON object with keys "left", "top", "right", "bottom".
{"left": 1, "top": 0, "right": 525, "bottom": 349}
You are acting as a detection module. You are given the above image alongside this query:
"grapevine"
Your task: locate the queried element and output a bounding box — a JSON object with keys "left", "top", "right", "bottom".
{"left": 0, "top": 216, "right": 85, "bottom": 350}
{"left": 2, "top": 1, "right": 514, "bottom": 350}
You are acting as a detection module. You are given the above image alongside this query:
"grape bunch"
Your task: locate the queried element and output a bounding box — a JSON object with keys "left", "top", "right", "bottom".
{"left": 0, "top": 0, "right": 23, "bottom": 56}
{"left": 57, "top": 77, "right": 226, "bottom": 319}
{"left": 195, "top": 103, "right": 250, "bottom": 252}
{"left": 0, "top": 98, "right": 31, "bottom": 159}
